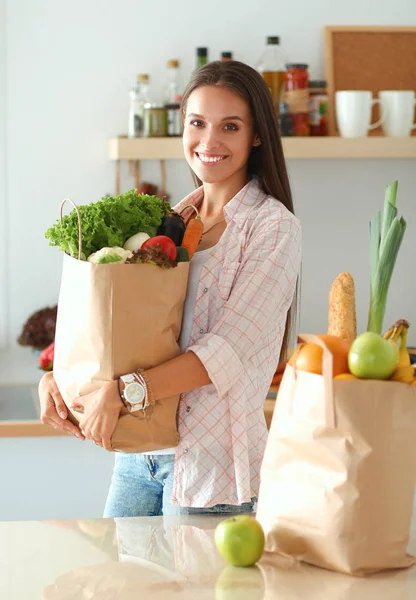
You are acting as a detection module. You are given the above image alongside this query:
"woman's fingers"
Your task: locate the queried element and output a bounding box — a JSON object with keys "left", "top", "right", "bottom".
{"left": 39, "top": 373, "right": 84, "bottom": 439}
{"left": 50, "top": 381, "right": 68, "bottom": 420}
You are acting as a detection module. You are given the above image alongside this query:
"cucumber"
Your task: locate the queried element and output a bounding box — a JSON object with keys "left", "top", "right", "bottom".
{"left": 176, "top": 246, "right": 190, "bottom": 262}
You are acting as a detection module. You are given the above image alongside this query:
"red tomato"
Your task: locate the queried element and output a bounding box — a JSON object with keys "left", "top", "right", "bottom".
{"left": 141, "top": 235, "right": 177, "bottom": 260}
{"left": 39, "top": 341, "right": 55, "bottom": 371}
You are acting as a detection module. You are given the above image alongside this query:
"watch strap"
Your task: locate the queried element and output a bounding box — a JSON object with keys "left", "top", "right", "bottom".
{"left": 135, "top": 368, "right": 155, "bottom": 406}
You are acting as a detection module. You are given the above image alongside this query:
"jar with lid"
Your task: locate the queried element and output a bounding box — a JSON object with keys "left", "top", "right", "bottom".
{"left": 284, "top": 63, "right": 310, "bottom": 136}
{"left": 308, "top": 80, "right": 328, "bottom": 136}
{"left": 143, "top": 103, "right": 167, "bottom": 137}
{"left": 220, "top": 51, "right": 233, "bottom": 62}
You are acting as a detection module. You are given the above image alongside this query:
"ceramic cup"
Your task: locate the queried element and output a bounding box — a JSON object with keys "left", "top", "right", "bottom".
{"left": 335, "top": 90, "right": 387, "bottom": 138}
{"left": 379, "top": 90, "right": 416, "bottom": 137}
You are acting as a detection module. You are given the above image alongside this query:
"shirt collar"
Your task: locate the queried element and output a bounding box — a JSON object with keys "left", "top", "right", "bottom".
{"left": 173, "top": 178, "right": 265, "bottom": 228}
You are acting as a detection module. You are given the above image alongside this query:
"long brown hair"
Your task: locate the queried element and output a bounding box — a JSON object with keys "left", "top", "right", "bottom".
{"left": 181, "top": 60, "right": 299, "bottom": 362}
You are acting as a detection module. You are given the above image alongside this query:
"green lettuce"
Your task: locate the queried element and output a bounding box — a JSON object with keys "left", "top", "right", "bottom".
{"left": 45, "top": 190, "right": 166, "bottom": 260}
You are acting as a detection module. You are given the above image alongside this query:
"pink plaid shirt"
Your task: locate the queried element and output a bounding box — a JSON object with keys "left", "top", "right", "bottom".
{"left": 172, "top": 178, "right": 302, "bottom": 507}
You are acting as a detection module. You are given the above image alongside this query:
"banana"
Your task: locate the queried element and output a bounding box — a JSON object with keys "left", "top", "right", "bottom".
{"left": 385, "top": 320, "right": 415, "bottom": 383}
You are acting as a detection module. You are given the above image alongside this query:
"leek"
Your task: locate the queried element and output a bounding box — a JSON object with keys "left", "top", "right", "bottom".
{"left": 367, "top": 181, "right": 406, "bottom": 335}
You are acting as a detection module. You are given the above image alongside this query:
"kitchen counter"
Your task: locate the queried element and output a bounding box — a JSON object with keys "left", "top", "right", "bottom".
{"left": 2, "top": 512, "right": 416, "bottom": 599}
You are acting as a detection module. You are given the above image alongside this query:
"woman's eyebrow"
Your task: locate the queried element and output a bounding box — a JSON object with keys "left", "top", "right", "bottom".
{"left": 187, "top": 113, "right": 244, "bottom": 122}
{"left": 221, "top": 116, "right": 244, "bottom": 122}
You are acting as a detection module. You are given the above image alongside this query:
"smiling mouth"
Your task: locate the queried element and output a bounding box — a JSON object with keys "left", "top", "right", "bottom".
{"left": 196, "top": 152, "right": 229, "bottom": 165}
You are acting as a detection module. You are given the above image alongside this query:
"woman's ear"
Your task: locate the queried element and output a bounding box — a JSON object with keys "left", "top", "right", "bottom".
{"left": 253, "top": 136, "right": 261, "bottom": 147}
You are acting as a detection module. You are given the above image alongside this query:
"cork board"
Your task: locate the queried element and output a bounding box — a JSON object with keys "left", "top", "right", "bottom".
{"left": 324, "top": 26, "right": 416, "bottom": 136}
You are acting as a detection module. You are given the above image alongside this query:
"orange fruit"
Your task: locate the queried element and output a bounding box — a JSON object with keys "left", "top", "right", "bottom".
{"left": 334, "top": 373, "right": 359, "bottom": 380}
{"left": 288, "top": 334, "right": 350, "bottom": 377}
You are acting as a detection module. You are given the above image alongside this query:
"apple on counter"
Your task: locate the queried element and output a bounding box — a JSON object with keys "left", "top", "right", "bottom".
{"left": 214, "top": 515, "right": 265, "bottom": 567}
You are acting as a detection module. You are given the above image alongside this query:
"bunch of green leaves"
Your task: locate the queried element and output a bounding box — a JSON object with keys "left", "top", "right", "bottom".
{"left": 45, "top": 190, "right": 168, "bottom": 260}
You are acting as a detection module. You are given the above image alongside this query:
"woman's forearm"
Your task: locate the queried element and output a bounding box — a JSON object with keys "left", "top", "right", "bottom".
{"left": 145, "top": 351, "right": 211, "bottom": 401}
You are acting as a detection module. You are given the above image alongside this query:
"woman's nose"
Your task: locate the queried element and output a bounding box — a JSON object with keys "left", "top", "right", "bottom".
{"left": 199, "top": 127, "right": 219, "bottom": 150}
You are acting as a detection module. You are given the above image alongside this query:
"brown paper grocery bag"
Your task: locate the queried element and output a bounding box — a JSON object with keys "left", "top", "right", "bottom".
{"left": 53, "top": 199, "right": 189, "bottom": 453}
{"left": 256, "top": 333, "right": 416, "bottom": 576}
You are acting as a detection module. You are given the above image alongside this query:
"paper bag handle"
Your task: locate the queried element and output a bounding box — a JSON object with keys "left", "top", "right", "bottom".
{"left": 60, "top": 198, "right": 83, "bottom": 260}
{"left": 297, "top": 333, "right": 336, "bottom": 428}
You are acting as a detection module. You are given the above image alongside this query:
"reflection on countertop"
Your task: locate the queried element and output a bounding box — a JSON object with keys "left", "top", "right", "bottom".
{"left": 1, "top": 512, "right": 415, "bottom": 599}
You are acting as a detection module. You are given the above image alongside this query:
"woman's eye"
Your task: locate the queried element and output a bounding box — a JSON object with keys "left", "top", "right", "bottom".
{"left": 224, "top": 123, "right": 238, "bottom": 131}
{"left": 190, "top": 120, "right": 204, "bottom": 127}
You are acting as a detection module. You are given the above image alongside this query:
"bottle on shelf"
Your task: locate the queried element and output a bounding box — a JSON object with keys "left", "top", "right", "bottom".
{"left": 257, "top": 36, "right": 285, "bottom": 116}
{"left": 277, "top": 102, "right": 293, "bottom": 136}
{"left": 220, "top": 51, "right": 233, "bottom": 62}
{"left": 128, "top": 73, "right": 151, "bottom": 138}
{"left": 308, "top": 80, "right": 329, "bottom": 136}
{"left": 195, "top": 47, "right": 208, "bottom": 71}
{"left": 164, "top": 59, "right": 182, "bottom": 137}
{"left": 164, "top": 59, "right": 181, "bottom": 104}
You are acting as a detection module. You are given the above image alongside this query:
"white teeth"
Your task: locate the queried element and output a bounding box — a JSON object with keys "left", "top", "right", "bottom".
{"left": 198, "top": 153, "right": 226, "bottom": 163}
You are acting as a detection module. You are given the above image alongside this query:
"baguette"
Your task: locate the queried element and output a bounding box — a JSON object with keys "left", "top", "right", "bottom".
{"left": 328, "top": 272, "right": 357, "bottom": 345}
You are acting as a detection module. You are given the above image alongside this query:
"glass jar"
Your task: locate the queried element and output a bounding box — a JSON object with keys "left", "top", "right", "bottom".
{"left": 308, "top": 80, "right": 328, "bottom": 136}
{"left": 220, "top": 51, "right": 233, "bottom": 62}
{"left": 143, "top": 104, "right": 167, "bottom": 137}
{"left": 284, "top": 63, "right": 310, "bottom": 136}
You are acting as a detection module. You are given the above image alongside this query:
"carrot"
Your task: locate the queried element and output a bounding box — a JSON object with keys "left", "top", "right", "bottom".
{"left": 180, "top": 206, "right": 204, "bottom": 259}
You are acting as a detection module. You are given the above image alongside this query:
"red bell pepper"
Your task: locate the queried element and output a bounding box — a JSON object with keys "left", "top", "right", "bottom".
{"left": 39, "top": 341, "right": 55, "bottom": 371}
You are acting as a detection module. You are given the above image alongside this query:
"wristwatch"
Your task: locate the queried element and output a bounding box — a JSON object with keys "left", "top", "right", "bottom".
{"left": 119, "top": 372, "right": 147, "bottom": 413}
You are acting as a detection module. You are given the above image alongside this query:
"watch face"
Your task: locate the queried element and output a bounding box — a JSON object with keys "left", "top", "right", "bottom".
{"left": 124, "top": 382, "right": 145, "bottom": 406}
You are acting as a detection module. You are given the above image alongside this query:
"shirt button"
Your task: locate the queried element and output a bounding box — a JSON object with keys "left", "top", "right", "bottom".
{"left": 199, "top": 328, "right": 204, "bottom": 334}
{"left": 183, "top": 448, "right": 189, "bottom": 454}
{"left": 186, "top": 406, "right": 191, "bottom": 413}
{"left": 203, "top": 287, "right": 208, "bottom": 293}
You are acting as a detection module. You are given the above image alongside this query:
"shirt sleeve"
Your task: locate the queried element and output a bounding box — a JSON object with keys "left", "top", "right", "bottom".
{"left": 187, "top": 212, "right": 302, "bottom": 398}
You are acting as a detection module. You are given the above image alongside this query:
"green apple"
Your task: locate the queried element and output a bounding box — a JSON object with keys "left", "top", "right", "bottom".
{"left": 348, "top": 331, "right": 399, "bottom": 379}
{"left": 214, "top": 515, "right": 265, "bottom": 568}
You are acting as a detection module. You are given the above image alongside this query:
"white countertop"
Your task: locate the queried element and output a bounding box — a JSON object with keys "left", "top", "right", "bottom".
{"left": 1, "top": 512, "right": 416, "bottom": 599}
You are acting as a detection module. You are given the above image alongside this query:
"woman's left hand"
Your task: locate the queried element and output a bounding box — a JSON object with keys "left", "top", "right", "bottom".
{"left": 70, "top": 381, "right": 123, "bottom": 451}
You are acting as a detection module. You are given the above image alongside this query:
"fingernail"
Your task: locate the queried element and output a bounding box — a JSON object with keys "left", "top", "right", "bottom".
{"left": 60, "top": 411, "right": 67, "bottom": 419}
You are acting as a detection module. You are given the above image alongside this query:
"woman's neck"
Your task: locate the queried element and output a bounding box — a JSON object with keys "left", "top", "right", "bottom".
{"left": 200, "top": 172, "right": 250, "bottom": 219}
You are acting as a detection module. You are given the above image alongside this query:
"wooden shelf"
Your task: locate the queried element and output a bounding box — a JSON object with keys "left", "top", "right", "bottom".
{"left": 108, "top": 136, "right": 416, "bottom": 161}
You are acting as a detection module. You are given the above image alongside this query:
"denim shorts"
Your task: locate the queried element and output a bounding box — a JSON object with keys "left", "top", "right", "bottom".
{"left": 103, "top": 453, "right": 256, "bottom": 518}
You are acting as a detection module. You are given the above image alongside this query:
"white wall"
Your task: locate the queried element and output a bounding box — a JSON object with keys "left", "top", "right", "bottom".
{"left": 2, "top": 0, "right": 416, "bottom": 347}
{"left": 0, "top": 0, "right": 8, "bottom": 346}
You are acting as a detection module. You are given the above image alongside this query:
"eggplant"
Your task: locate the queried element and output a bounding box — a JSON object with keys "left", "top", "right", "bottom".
{"left": 157, "top": 211, "right": 186, "bottom": 246}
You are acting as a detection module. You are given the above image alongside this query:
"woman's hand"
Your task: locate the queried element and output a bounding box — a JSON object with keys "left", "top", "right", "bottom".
{"left": 70, "top": 381, "right": 123, "bottom": 452}
{"left": 39, "top": 372, "right": 85, "bottom": 439}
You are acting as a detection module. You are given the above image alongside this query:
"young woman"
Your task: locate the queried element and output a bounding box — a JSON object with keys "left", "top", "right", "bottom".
{"left": 39, "top": 60, "right": 302, "bottom": 517}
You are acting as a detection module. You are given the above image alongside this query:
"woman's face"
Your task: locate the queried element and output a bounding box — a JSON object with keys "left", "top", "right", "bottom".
{"left": 183, "top": 85, "right": 256, "bottom": 186}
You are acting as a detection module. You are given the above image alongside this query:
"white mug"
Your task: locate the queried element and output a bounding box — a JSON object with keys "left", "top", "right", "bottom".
{"left": 335, "top": 90, "right": 386, "bottom": 138}
{"left": 379, "top": 90, "right": 416, "bottom": 137}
